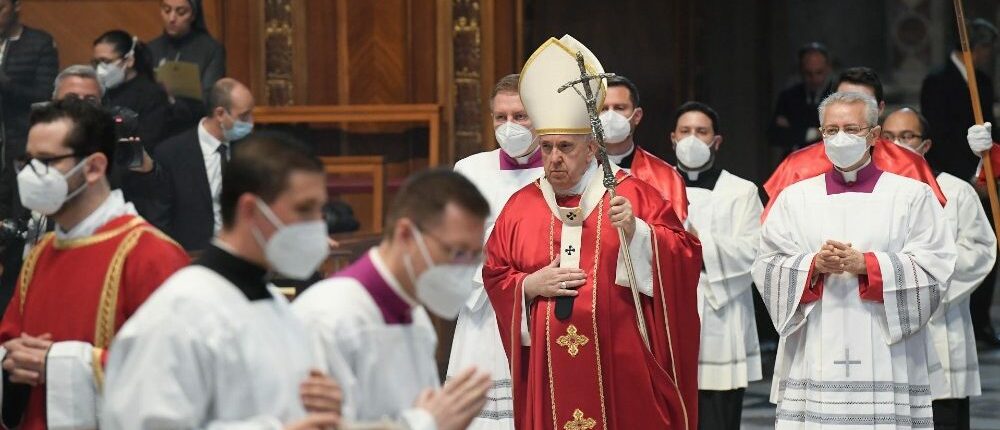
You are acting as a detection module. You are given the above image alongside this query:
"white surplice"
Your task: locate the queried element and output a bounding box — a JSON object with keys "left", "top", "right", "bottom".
{"left": 754, "top": 171, "right": 956, "bottom": 429}
{"left": 687, "top": 170, "right": 762, "bottom": 391}
{"left": 448, "top": 149, "right": 543, "bottom": 428}
{"left": 101, "top": 254, "right": 315, "bottom": 429}
{"left": 926, "top": 172, "right": 996, "bottom": 400}
{"left": 293, "top": 248, "right": 440, "bottom": 430}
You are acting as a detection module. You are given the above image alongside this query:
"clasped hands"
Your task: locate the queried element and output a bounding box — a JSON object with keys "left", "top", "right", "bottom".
{"left": 814, "top": 240, "right": 866, "bottom": 276}
{"left": 1, "top": 332, "right": 53, "bottom": 386}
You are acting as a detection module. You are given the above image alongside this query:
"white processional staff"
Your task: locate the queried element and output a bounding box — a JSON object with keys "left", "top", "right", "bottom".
{"left": 557, "top": 52, "right": 651, "bottom": 350}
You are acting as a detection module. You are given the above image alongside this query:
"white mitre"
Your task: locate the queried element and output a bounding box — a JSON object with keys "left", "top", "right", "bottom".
{"left": 519, "top": 34, "right": 606, "bottom": 136}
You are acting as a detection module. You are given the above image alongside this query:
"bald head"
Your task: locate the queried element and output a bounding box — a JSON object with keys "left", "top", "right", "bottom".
{"left": 208, "top": 78, "right": 254, "bottom": 125}
{"left": 207, "top": 78, "right": 255, "bottom": 141}
{"left": 883, "top": 108, "right": 931, "bottom": 155}
{"left": 209, "top": 78, "right": 252, "bottom": 113}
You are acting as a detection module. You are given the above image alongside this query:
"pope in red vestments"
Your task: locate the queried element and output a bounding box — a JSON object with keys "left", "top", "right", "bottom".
{"left": 763, "top": 137, "right": 946, "bottom": 217}
{"left": 485, "top": 35, "right": 702, "bottom": 430}
{"left": 0, "top": 99, "right": 189, "bottom": 430}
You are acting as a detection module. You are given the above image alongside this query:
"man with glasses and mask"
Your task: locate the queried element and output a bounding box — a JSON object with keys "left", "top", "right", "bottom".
{"left": 763, "top": 67, "right": 945, "bottom": 217}
{"left": 754, "top": 92, "right": 956, "bottom": 429}
{"left": 103, "top": 132, "right": 342, "bottom": 429}
{"left": 885, "top": 107, "right": 995, "bottom": 430}
{"left": 669, "top": 101, "right": 762, "bottom": 429}
{"left": 448, "top": 73, "right": 542, "bottom": 430}
{"left": 484, "top": 35, "right": 701, "bottom": 430}
{"left": 0, "top": 98, "right": 188, "bottom": 429}
{"left": 294, "top": 169, "right": 492, "bottom": 430}
{"left": 599, "top": 75, "right": 689, "bottom": 222}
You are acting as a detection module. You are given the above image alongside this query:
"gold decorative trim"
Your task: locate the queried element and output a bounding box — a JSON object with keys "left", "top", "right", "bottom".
{"left": 91, "top": 347, "right": 105, "bottom": 391}
{"left": 592, "top": 199, "right": 608, "bottom": 429}
{"left": 53, "top": 217, "right": 146, "bottom": 250}
{"left": 652, "top": 233, "right": 689, "bottom": 430}
{"left": 545, "top": 300, "right": 558, "bottom": 429}
{"left": 93, "top": 227, "right": 150, "bottom": 348}
{"left": 18, "top": 234, "right": 55, "bottom": 313}
{"left": 556, "top": 324, "right": 588, "bottom": 357}
{"left": 564, "top": 408, "right": 596, "bottom": 430}
{"left": 548, "top": 215, "right": 555, "bottom": 261}
{"left": 518, "top": 37, "right": 607, "bottom": 106}
{"left": 535, "top": 127, "right": 593, "bottom": 135}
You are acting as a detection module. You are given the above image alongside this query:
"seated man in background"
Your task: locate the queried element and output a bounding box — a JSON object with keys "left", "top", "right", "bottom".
{"left": 128, "top": 77, "right": 255, "bottom": 251}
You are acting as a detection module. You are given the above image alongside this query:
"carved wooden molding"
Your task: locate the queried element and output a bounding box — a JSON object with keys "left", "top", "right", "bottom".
{"left": 264, "top": 0, "right": 295, "bottom": 105}
{"left": 452, "top": 0, "right": 483, "bottom": 160}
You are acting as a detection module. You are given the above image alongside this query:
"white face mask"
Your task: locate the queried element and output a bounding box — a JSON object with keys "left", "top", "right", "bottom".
{"left": 599, "top": 110, "right": 635, "bottom": 144}
{"left": 675, "top": 135, "right": 713, "bottom": 169}
{"left": 96, "top": 61, "right": 127, "bottom": 90}
{"left": 889, "top": 138, "right": 927, "bottom": 156}
{"left": 494, "top": 121, "right": 535, "bottom": 158}
{"left": 824, "top": 131, "right": 870, "bottom": 169}
{"left": 17, "top": 157, "right": 90, "bottom": 216}
{"left": 403, "top": 226, "right": 478, "bottom": 319}
{"left": 251, "top": 198, "right": 330, "bottom": 279}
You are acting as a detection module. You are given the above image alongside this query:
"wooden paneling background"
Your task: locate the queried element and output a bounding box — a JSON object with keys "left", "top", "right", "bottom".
{"left": 20, "top": 0, "right": 223, "bottom": 69}
{"left": 18, "top": 0, "right": 526, "bottom": 163}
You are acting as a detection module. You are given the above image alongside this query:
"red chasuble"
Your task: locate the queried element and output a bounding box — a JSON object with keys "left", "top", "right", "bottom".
{"left": 630, "top": 146, "right": 689, "bottom": 222}
{"left": 762, "top": 138, "right": 946, "bottom": 218}
{"left": 0, "top": 215, "right": 189, "bottom": 430}
{"left": 484, "top": 171, "right": 702, "bottom": 430}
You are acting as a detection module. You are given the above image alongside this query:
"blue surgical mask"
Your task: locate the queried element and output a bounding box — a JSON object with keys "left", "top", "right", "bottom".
{"left": 224, "top": 119, "right": 253, "bottom": 142}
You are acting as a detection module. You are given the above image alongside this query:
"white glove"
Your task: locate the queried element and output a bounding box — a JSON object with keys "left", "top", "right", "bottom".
{"left": 968, "top": 122, "right": 993, "bottom": 155}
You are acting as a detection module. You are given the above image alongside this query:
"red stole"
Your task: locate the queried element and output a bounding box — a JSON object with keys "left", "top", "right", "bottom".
{"left": 0, "top": 215, "right": 189, "bottom": 430}
{"left": 484, "top": 172, "right": 702, "bottom": 430}
{"left": 630, "top": 147, "right": 689, "bottom": 222}
{"left": 763, "top": 138, "right": 947, "bottom": 218}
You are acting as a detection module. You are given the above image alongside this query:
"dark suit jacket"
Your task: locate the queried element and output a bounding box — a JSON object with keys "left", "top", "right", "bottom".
{"left": 769, "top": 80, "right": 833, "bottom": 155}
{"left": 920, "top": 56, "right": 998, "bottom": 179}
{"left": 126, "top": 127, "right": 214, "bottom": 251}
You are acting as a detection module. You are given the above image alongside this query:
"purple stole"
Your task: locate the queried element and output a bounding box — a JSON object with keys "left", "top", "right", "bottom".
{"left": 331, "top": 251, "right": 412, "bottom": 324}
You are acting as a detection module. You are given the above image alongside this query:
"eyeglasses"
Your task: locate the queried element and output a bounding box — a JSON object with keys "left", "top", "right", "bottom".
{"left": 417, "top": 226, "right": 483, "bottom": 265}
{"left": 882, "top": 131, "right": 922, "bottom": 143}
{"left": 819, "top": 125, "right": 875, "bottom": 137}
{"left": 14, "top": 153, "right": 78, "bottom": 175}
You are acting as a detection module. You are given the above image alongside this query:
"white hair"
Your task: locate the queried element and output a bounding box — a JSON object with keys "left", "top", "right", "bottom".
{"left": 817, "top": 91, "right": 878, "bottom": 127}
{"left": 52, "top": 65, "right": 104, "bottom": 99}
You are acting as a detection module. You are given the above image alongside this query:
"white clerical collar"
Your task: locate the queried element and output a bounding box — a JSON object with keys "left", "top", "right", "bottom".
{"left": 950, "top": 51, "right": 969, "bottom": 83}
{"left": 607, "top": 142, "right": 635, "bottom": 166}
{"left": 198, "top": 118, "right": 225, "bottom": 159}
{"left": 556, "top": 160, "right": 599, "bottom": 197}
{"left": 368, "top": 248, "right": 419, "bottom": 308}
{"left": 56, "top": 190, "right": 137, "bottom": 240}
{"left": 835, "top": 157, "right": 872, "bottom": 183}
